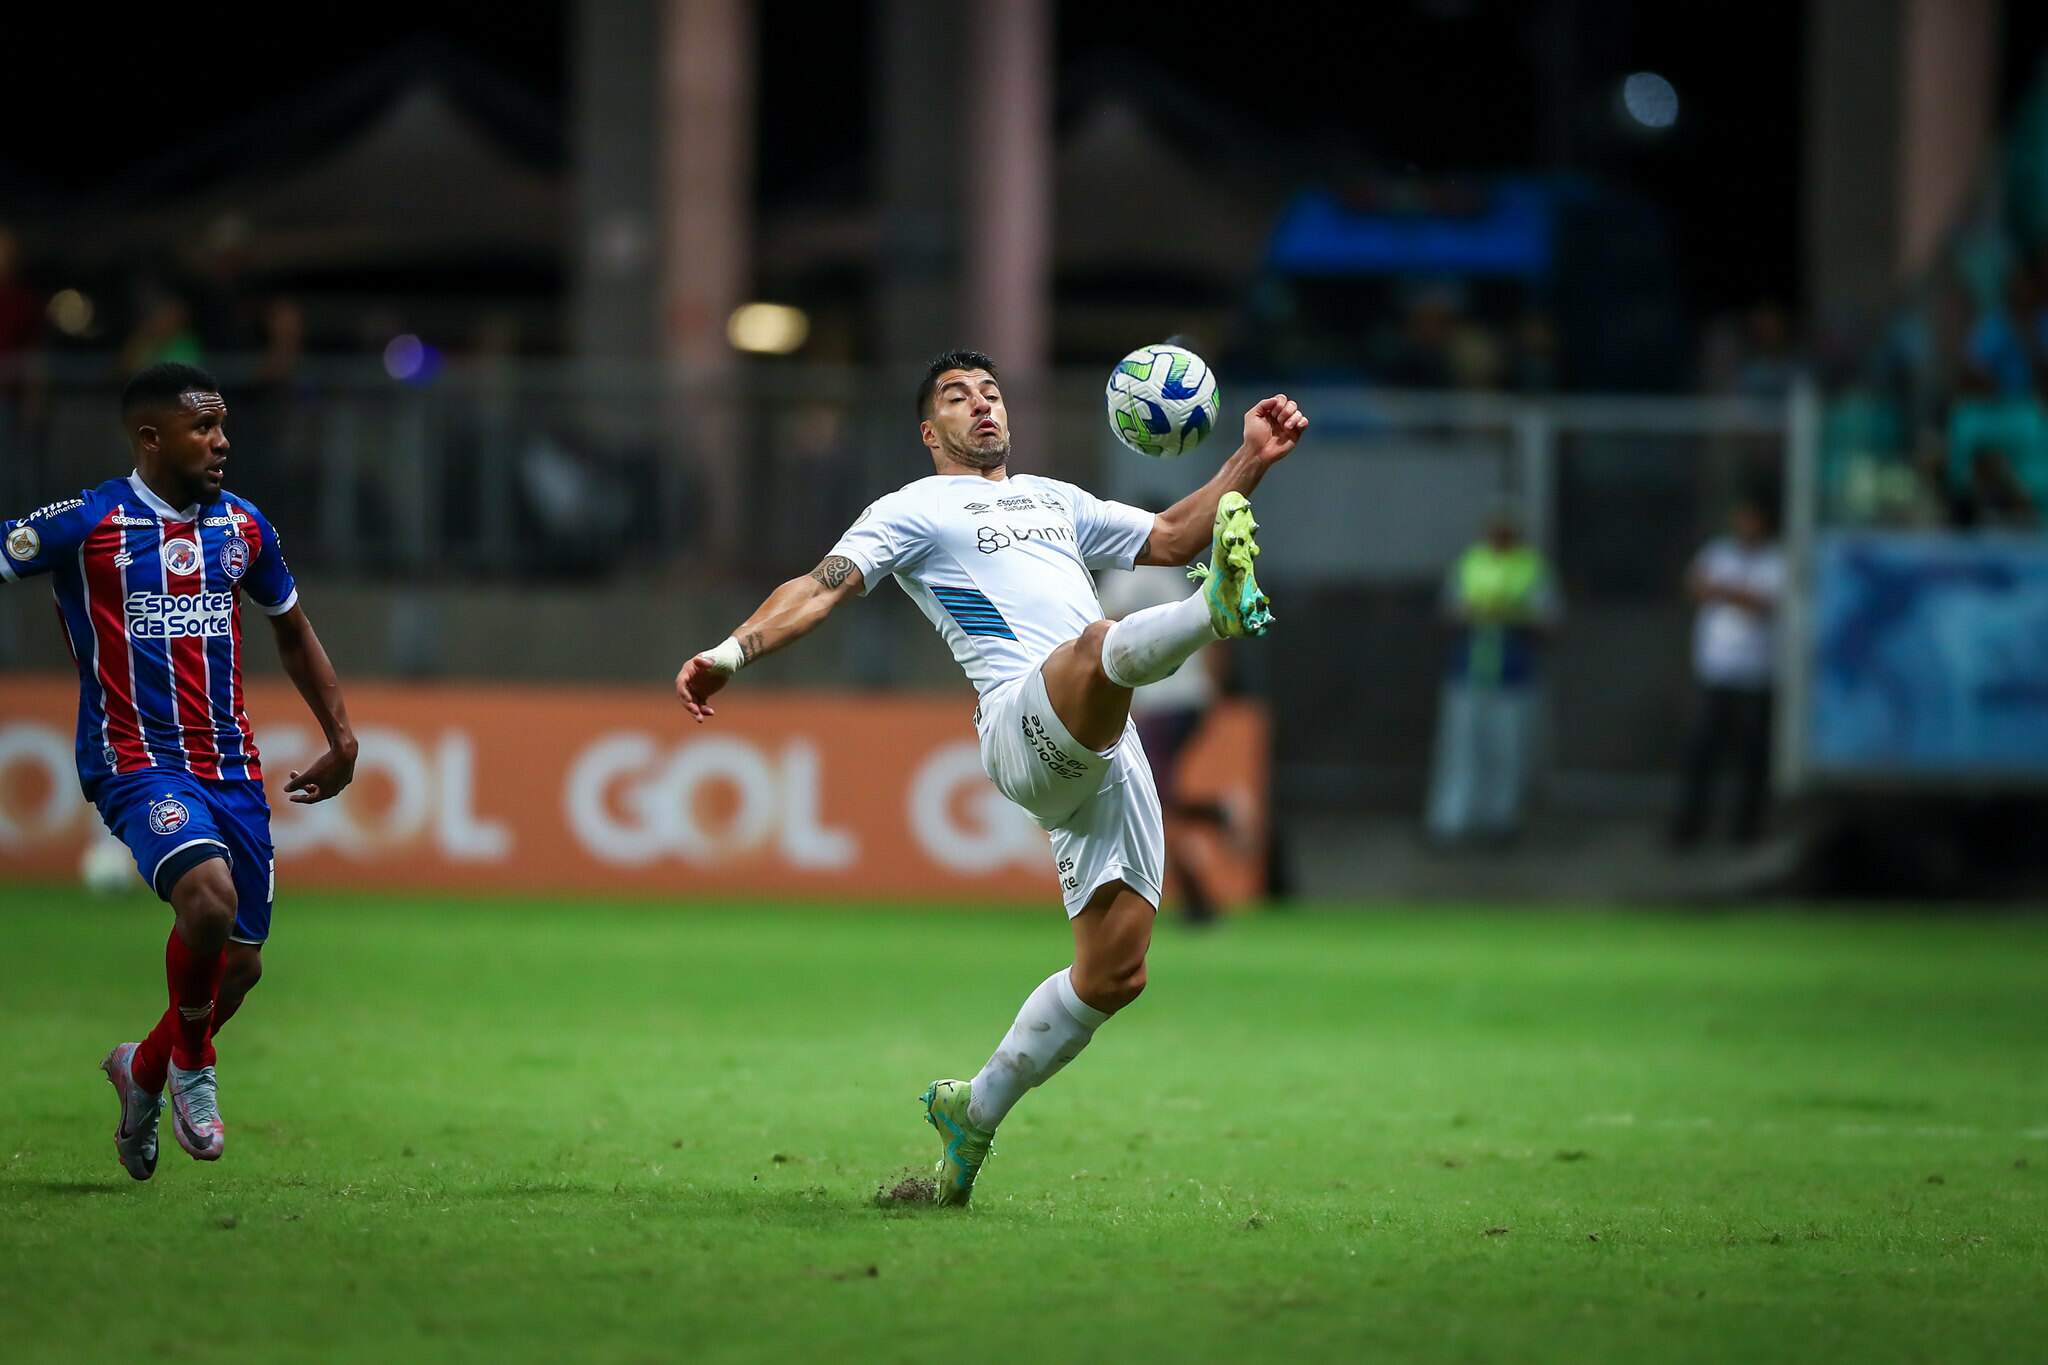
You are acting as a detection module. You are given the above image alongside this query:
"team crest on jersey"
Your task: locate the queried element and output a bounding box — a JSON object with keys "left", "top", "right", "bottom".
{"left": 164, "top": 538, "right": 201, "bottom": 576}
{"left": 5, "top": 525, "right": 40, "bottom": 562}
{"left": 147, "top": 798, "right": 191, "bottom": 836}
{"left": 220, "top": 537, "right": 249, "bottom": 580}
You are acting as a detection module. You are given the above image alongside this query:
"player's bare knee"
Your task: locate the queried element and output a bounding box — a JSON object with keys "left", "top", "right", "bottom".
{"left": 170, "top": 859, "right": 237, "bottom": 946}
{"left": 1109, "top": 958, "right": 1148, "bottom": 1010}
{"left": 1080, "top": 957, "right": 1146, "bottom": 1013}
{"left": 1077, "top": 618, "right": 1113, "bottom": 663}
{"left": 1073, "top": 938, "right": 1148, "bottom": 1011}
{"left": 223, "top": 946, "right": 263, "bottom": 997}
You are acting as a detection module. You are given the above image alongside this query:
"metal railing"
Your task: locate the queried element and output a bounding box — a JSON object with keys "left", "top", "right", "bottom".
{"left": 1, "top": 357, "right": 1807, "bottom": 806}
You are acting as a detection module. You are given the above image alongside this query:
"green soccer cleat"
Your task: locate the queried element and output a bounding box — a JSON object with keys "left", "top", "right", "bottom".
{"left": 1187, "top": 490, "right": 1273, "bottom": 638}
{"left": 921, "top": 1079, "right": 994, "bottom": 1207}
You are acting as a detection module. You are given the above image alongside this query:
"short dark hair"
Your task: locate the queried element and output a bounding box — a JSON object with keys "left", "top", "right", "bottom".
{"left": 1735, "top": 478, "right": 1782, "bottom": 532}
{"left": 122, "top": 362, "right": 222, "bottom": 420}
{"left": 916, "top": 349, "right": 999, "bottom": 420}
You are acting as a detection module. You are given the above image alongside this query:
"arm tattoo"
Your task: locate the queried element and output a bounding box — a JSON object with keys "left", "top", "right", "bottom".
{"left": 738, "top": 630, "right": 766, "bottom": 664}
{"left": 810, "top": 555, "right": 855, "bottom": 589}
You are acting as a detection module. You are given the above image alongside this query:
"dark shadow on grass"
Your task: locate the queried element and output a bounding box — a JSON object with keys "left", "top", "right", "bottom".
{"left": 9, "top": 1179, "right": 131, "bottom": 1196}
{"left": 451, "top": 1180, "right": 950, "bottom": 1227}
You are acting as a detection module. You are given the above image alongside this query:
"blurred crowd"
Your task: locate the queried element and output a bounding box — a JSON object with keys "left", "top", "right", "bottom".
{"left": 1827, "top": 250, "right": 2048, "bottom": 532}
{"left": 1825, "top": 170, "right": 2048, "bottom": 534}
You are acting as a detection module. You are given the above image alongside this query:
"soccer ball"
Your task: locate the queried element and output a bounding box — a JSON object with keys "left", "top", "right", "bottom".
{"left": 1105, "top": 343, "right": 1222, "bottom": 458}
{"left": 80, "top": 834, "right": 138, "bottom": 895}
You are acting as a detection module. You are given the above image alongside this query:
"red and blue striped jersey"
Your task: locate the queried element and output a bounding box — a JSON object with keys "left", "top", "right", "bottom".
{"left": 2, "top": 472, "right": 299, "bottom": 791}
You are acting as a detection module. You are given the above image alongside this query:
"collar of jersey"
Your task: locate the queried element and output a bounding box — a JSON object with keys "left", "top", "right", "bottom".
{"left": 126, "top": 471, "right": 201, "bottom": 523}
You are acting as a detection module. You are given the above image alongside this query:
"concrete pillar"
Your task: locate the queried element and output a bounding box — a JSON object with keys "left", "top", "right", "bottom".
{"left": 658, "top": 0, "right": 755, "bottom": 558}
{"left": 966, "top": 0, "right": 1053, "bottom": 437}
{"left": 570, "top": 0, "right": 659, "bottom": 365}
{"left": 659, "top": 0, "right": 754, "bottom": 369}
{"left": 875, "top": 0, "right": 965, "bottom": 371}
{"left": 1805, "top": 0, "right": 1903, "bottom": 327}
{"left": 1804, "top": 0, "right": 1997, "bottom": 327}
{"left": 1899, "top": 0, "right": 1996, "bottom": 277}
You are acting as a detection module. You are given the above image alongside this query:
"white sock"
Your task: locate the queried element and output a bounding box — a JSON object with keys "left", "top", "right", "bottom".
{"left": 967, "top": 967, "right": 1111, "bottom": 1131}
{"left": 1100, "top": 592, "right": 1217, "bottom": 689}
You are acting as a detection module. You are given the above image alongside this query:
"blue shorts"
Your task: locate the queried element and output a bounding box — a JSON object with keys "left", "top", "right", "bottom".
{"left": 93, "top": 771, "right": 276, "bottom": 945}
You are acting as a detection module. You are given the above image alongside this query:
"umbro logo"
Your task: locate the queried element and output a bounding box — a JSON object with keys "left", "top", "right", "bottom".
{"left": 964, "top": 502, "right": 992, "bottom": 515}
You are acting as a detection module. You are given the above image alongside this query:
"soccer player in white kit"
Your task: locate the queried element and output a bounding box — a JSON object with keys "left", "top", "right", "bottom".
{"left": 675, "top": 351, "right": 1308, "bottom": 1205}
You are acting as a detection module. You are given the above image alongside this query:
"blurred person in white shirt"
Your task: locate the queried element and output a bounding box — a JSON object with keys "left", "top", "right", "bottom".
{"left": 1098, "top": 563, "right": 1231, "bottom": 924}
{"left": 1670, "top": 492, "right": 1784, "bottom": 847}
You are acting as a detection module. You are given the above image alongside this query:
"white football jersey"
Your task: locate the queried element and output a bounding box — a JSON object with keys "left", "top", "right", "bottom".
{"left": 829, "top": 473, "right": 1155, "bottom": 696}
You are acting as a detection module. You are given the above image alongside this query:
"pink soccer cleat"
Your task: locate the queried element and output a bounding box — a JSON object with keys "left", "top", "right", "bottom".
{"left": 101, "top": 1043, "right": 164, "bottom": 1181}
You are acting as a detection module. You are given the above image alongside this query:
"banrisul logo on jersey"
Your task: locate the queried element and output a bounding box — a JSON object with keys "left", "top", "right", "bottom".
{"left": 126, "top": 591, "right": 234, "bottom": 640}
{"left": 978, "top": 522, "right": 1075, "bottom": 554}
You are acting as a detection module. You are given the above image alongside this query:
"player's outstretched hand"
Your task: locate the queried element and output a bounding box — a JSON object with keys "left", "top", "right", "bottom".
{"left": 675, "top": 654, "right": 730, "bottom": 724}
{"left": 1244, "top": 394, "right": 1309, "bottom": 464}
{"left": 286, "top": 739, "right": 358, "bottom": 805}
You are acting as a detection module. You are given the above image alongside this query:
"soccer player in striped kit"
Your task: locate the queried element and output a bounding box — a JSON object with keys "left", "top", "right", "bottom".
{"left": 1, "top": 363, "right": 357, "bottom": 1178}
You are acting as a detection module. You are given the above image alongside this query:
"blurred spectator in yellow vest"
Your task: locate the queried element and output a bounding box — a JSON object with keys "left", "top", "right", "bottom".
{"left": 1426, "top": 501, "right": 1561, "bottom": 845}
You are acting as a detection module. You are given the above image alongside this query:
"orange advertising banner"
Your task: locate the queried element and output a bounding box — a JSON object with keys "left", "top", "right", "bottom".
{"left": 0, "top": 677, "right": 1267, "bottom": 906}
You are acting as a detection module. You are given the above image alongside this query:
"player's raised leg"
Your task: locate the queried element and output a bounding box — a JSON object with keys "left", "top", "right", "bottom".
{"left": 924, "top": 881, "right": 1153, "bottom": 1205}
{"left": 129, "top": 858, "right": 234, "bottom": 1161}
{"left": 1039, "top": 491, "right": 1271, "bottom": 752}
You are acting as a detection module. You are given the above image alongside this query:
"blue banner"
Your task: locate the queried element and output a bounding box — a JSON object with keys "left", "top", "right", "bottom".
{"left": 1810, "top": 533, "right": 2048, "bottom": 778}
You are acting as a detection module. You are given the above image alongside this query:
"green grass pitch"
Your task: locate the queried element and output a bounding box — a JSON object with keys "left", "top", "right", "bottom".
{"left": 2, "top": 885, "right": 2044, "bottom": 1362}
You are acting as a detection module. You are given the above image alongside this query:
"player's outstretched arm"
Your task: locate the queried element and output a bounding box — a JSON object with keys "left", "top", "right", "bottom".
{"left": 267, "top": 604, "right": 359, "bottom": 804}
{"left": 674, "top": 554, "right": 866, "bottom": 723}
{"left": 1137, "top": 394, "right": 1308, "bottom": 566}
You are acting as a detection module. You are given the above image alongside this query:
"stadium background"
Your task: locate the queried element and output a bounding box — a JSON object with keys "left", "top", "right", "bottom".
{"left": 2, "top": 3, "right": 2046, "bottom": 1361}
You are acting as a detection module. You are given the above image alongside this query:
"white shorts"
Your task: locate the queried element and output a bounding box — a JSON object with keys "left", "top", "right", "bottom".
{"left": 976, "top": 666, "right": 1164, "bottom": 918}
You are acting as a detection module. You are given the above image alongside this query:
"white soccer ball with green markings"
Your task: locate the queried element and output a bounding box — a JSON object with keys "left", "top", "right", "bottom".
{"left": 80, "top": 835, "right": 137, "bottom": 896}
{"left": 1105, "top": 343, "right": 1222, "bottom": 458}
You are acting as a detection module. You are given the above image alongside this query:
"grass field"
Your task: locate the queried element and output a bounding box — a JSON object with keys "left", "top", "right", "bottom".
{"left": 2, "top": 885, "right": 2044, "bottom": 1363}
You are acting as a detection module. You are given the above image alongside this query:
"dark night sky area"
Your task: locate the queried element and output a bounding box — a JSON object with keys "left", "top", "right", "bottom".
{"left": 0, "top": 1, "right": 1833, "bottom": 317}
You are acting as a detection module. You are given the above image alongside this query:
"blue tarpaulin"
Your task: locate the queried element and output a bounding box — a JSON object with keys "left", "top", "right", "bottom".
{"left": 1266, "top": 181, "right": 1555, "bottom": 278}
{"left": 1811, "top": 533, "right": 2048, "bottom": 779}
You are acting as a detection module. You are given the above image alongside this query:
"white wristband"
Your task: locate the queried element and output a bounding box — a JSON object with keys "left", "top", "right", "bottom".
{"left": 703, "top": 636, "right": 747, "bottom": 674}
